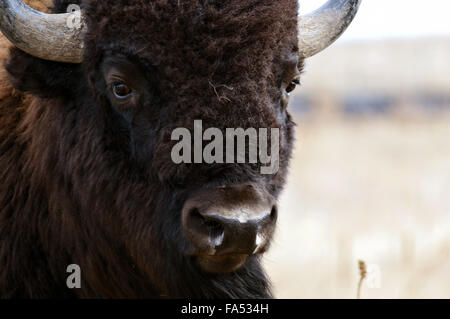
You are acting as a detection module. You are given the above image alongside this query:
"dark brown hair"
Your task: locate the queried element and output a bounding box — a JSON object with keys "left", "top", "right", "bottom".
{"left": 0, "top": 0, "right": 301, "bottom": 298}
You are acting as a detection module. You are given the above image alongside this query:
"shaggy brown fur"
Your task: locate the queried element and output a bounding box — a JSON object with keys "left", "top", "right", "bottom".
{"left": 0, "top": 0, "right": 301, "bottom": 298}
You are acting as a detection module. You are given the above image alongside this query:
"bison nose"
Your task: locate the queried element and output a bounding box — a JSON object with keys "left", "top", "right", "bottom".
{"left": 181, "top": 184, "right": 277, "bottom": 273}
{"left": 184, "top": 205, "right": 276, "bottom": 254}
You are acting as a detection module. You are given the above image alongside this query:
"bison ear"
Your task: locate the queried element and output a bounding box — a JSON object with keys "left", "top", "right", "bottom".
{"left": 5, "top": 47, "right": 82, "bottom": 98}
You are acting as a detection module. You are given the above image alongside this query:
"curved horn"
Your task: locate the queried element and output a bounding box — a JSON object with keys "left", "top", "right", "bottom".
{"left": 0, "top": 0, "right": 85, "bottom": 63}
{"left": 299, "top": 0, "right": 361, "bottom": 58}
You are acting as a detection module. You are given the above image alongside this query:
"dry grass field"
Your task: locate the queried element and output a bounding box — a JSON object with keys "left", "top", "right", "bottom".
{"left": 265, "top": 113, "right": 450, "bottom": 298}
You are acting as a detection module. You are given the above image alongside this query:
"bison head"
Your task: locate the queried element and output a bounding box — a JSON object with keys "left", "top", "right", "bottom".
{"left": 0, "top": 0, "right": 359, "bottom": 298}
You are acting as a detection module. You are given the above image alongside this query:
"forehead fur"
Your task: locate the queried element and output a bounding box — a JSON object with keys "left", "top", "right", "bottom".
{"left": 83, "top": 0, "right": 299, "bottom": 79}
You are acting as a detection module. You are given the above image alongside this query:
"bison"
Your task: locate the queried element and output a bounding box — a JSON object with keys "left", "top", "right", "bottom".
{"left": 0, "top": 0, "right": 360, "bottom": 298}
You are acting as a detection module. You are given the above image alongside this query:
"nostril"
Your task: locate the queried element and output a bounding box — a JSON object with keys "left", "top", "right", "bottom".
{"left": 270, "top": 205, "right": 278, "bottom": 221}
{"left": 203, "top": 217, "right": 224, "bottom": 239}
{"left": 187, "top": 208, "right": 225, "bottom": 246}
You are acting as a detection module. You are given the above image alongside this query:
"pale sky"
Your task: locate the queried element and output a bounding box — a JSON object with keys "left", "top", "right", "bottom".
{"left": 301, "top": 0, "right": 450, "bottom": 42}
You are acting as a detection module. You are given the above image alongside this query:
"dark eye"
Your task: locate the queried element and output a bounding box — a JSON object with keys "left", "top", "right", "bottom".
{"left": 112, "top": 83, "right": 132, "bottom": 98}
{"left": 286, "top": 79, "right": 299, "bottom": 94}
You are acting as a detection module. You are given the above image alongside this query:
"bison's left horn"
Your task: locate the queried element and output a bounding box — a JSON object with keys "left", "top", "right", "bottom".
{"left": 0, "top": 0, "right": 85, "bottom": 63}
{"left": 299, "top": 0, "right": 361, "bottom": 58}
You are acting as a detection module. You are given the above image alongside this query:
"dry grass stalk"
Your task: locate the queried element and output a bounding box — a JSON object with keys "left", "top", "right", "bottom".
{"left": 357, "top": 260, "right": 367, "bottom": 299}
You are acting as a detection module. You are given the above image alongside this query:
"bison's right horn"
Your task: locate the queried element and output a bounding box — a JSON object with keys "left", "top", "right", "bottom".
{"left": 0, "top": 0, "right": 85, "bottom": 63}
{"left": 299, "top": 0, "right": 361, "bottom": 58}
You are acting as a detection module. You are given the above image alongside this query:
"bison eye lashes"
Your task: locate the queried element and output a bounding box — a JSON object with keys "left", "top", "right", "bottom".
{"left": 112, "top": 83, "right": 132, "bottom": 99}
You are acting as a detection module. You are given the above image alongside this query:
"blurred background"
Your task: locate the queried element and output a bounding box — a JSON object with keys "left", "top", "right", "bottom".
{"left": 264, "top": 0, "right": 450, "bottom": 298}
